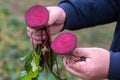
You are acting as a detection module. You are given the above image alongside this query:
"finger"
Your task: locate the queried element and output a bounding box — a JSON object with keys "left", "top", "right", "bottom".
{"left": 30, "top": 35, "right": 46, "bottom": 43}
{"left": 27, "top": 27, "right": 32, "bottom": 36}
{"left": 63, "top": 54, "right": 87, "bottom": 72}
{"left": 48, "top": 25, "right": 64, "bottom": 35}
{"left": 27, "top": 27, "right": 31, "bottom": 32}
{"left": 31, "top": 35, "right": 46, "bottom": 41}
{"left": 72, "top": 48, "right": 90, "bottom": 57}
{"left": 27, "top": 27, "right": 35, "bottom": 33}
{"left": 27, "top": 26, "right": 46, "bottom": 35}
{"left": 31, "top": 32, "right": 46, "bottom": 40}
{"left": 30, "top": 38, "right": 42, "bottom": 44}
{"left": 68, "top": 61, "right": 87, "bottom": 73}
{"left": 63, "top": 56, "right": 82, "bottom": 77}
{"left": 47, "top": 7, "right": 58, "bottom": 26}
{"left": 66, "top": 64, "right": 82, "bottom": 78}
{"left": 63, "top": 55, "right": 86, "bottom": 72}
{"left": 28, "top": 29, "right": 46, "bottom": 41}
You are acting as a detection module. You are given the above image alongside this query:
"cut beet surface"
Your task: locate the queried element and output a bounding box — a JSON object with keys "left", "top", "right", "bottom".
{"left": 51, "top": 32, "right": 77, "bottom": 55}
{"left": 25, "top": 5, "right": 49, "bottom": 28}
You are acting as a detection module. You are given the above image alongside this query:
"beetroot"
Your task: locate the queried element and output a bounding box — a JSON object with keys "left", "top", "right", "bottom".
{"left": 25, "top": 5, "right": 49, "bottom": 28}
{"left": 51, "top": 32, "right": 77, "bottom": 55}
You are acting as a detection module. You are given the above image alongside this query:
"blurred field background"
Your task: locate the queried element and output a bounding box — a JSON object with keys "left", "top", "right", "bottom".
{"left": 0, "top": 0, "right": 116, "bottom": 80}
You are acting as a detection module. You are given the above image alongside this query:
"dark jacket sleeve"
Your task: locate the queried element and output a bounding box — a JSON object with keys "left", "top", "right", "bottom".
{"left": 58, "top": 0, "right": 120, "bottom": 30}
{"left": 108, "top": 51, "right": 120, "bottom": 79}
{"left": 58, "top": 0, "right": 120, "bottom": 79}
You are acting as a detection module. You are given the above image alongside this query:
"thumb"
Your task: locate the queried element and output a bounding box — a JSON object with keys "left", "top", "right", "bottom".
{"left": 46, "top": 6, "right": 66, "bottom": 26}
{"left": 47, "top": 7, "right": 59, "bottom": 25}
{"left": 72, "top": 48, "right": 90, "bottom": 58}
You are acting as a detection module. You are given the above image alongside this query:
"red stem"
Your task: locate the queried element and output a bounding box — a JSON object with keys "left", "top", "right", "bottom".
{"left": 31, "top": 31, "right": 35, "bottom": 57}
{"left": 34, "top": 26, "right": 62, "bottom": 80}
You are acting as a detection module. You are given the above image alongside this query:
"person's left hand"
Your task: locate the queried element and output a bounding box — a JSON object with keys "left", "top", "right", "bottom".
{"left": 63, "top": 47, "right": 110, "bottom": 80}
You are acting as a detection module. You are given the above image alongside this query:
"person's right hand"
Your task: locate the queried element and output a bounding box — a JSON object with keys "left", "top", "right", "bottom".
{"left": 27, "top": 6, "right": 66, "bottom": 44}
{"left": 63, "top": 47, "right": 110, "bottom": 80}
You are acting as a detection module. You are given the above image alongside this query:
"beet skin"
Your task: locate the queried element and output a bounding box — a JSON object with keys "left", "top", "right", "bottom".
{"left": 51, "top": 32, "right": 77, "bottom": 55}
{"left": 25, "top": 5, "right": 49, "bottom": 28}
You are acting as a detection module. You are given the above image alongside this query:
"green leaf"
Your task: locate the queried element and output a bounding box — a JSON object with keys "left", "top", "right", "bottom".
{"left": 23, "top": 53, "right": 32, "bottom": 72}
{"left": 33, "top": 51, "right": 42, "bottom": 70}
{"left": 24, "top": 75, "right": 32, "bottom": 80}
{"left": 20, "top": 51, "right": 41, "bottom": 79}
{"left": 24, "top": 61, "right": 32, "bottom": 73}
{"left": 18, "top": 70, "right": 38, "bottom": 80}
{"left": 29, "top": 70, "right": 38, "bottom": 78}
{"left": 20, "top": 57, "right": 26, "bottom": 61}
{"left": 25, "top": 53, "right": 32, "bottom": 62}
{"left": 38, "top": 68, "right": 58, "bottom": 80}
{"left": 23, "top": 52, "right": 40, "bottom": 79}
{"left": 31, "top": 60, "right": 38, "bottom": 72}
{"left": 34, "top": 52, "right": 40, "bottom": 66}
{"left": 18, "top": 71, "right": 27, "bottom": 80}
{"left": 20, "top": 52, "right": 32, "bottom": 62}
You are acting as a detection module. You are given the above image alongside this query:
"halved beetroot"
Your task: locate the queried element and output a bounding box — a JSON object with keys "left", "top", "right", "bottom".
{"left": 51, "top": 32, "right": 77, "bottom": 55}
{"left": 25, "top": 5, "right": 49, "bottom": 28}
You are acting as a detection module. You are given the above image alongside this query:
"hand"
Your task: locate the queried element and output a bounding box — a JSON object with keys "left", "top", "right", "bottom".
{"left": 63, "top": 47, "right": 110, "bottom": 80}
{"left": 27, "top": 6, "right": 66, "bottom": 44}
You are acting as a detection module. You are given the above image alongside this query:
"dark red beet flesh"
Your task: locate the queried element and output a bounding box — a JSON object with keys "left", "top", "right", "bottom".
{"left": 25, "top": 5, "right": 49, "bottom": 28}
{"left": 51, "top": 32, "right": 77, "bottom": 55}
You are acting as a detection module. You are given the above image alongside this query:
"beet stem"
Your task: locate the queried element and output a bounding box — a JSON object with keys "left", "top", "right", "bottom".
{"left": 31, "top": 31, "right": 35, "bottom": 57}
{"left": 54, "top": 54, "right": 60, "bottom": 80}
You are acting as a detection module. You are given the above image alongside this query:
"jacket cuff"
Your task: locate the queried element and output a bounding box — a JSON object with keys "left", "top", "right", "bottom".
{"left": 58, "top": 1, "right": 79, "bottom": 30}
{"left": 108, "top": 51, "right": 120, "bottom": 79}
